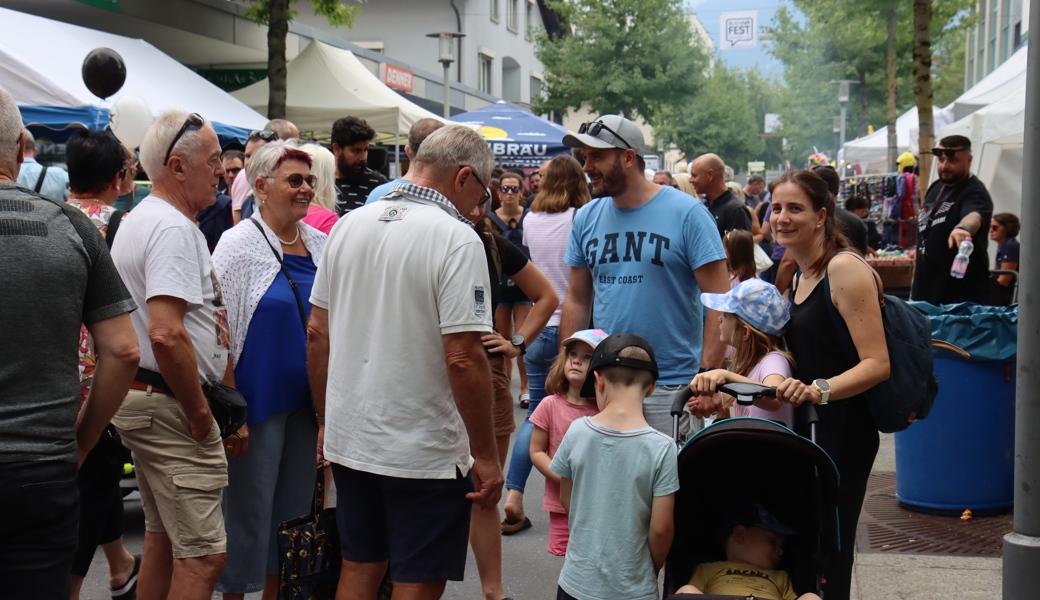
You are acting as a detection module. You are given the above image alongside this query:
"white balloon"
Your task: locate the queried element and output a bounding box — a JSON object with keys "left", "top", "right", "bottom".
{"left": 109, "top": 96, "right": 153, "bottom": 148}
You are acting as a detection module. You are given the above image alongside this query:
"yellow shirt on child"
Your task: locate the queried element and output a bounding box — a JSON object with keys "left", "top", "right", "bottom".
{"left": 688, "top": 560, "right": 797, "bottom": 600}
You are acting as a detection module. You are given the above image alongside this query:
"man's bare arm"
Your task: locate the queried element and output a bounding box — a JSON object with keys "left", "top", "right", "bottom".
{"left": 307, "top": 306, "right": 330, "bottom": 463}
{"left": 78, "top": 313, "right": 139, "bottom": 465}
{"left": 443, "top": 331, "right": 503, "bottom": 507}
{"left": 693, "top": 259, "right": 730, "bottom": 369}
{"left": 148, "top": 296, "right": 211, "bottom": 442}
{"left": 557, "top": 266, "right": 594, "bottom": 350}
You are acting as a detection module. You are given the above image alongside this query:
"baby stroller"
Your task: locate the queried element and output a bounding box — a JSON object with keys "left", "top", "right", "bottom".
{"left": 663, "top": 383, "right": 841, "bottom": 599}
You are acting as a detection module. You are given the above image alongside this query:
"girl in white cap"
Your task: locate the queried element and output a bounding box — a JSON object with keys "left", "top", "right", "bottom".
{"left": 688, "top": 279, "right": 794, "bottom": 427}
{"left": 527, "top": 328, "right": 609, "bottom": 555}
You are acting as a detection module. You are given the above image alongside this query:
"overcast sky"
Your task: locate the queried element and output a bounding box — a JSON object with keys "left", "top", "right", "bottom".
{"left": 684, "top": 0, "right": 788, "bottom": 77}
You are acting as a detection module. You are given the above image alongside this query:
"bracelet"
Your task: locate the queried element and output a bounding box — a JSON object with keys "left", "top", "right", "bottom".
{"left": 954, "top": 225, "right": 972, "bottom": 233}
{"left": 315, "top": 414, "right": 325, "bottom": 424}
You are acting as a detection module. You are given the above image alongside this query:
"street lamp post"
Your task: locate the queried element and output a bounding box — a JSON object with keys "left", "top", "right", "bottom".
{"left": 830, "top": 79, "right": 857, "bottom": 153}
{"left": 832, "top": 116, "right": 842, "bottom": 160}
{"left": 426, "top": 32, "right": 465, "bottom": 119}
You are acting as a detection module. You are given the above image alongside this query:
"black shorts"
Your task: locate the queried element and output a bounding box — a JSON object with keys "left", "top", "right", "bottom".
{"left": 331, "top": 463, "right": 473, "bottom": 583}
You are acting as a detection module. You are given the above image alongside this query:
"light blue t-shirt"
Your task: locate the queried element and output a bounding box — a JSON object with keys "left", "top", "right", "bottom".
{"left": 565, "top": 187, "right": 726, "bottom": 384}
{"left": 17, "top": 157, "right": 69, "bottom": 201}
{"left": 551, "top": 417, "right": 679, "bottom": 600}
{"left": 365, "top": 178, "right": 407, "bottom": 205}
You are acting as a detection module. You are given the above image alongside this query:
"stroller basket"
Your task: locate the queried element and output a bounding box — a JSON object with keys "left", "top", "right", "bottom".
{"left": 664, "top": 417, "right": 841, "bottom": 598}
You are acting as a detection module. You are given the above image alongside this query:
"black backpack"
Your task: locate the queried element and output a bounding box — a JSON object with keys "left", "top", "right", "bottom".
{"left": 487, "top": 210, "right": 529, "bottom": 257}
{"left": 821, "top": 251, "right": 938, "bottom": 432}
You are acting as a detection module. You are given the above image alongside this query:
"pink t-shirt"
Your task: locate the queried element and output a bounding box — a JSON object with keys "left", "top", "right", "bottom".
{"left": 231, "top": 172, "right": 251, "bottom": 211}
{"left": 302, "top": 204, "right": 339, "bottom": 235}
{"left": 732, "top": 351, "right": 794, "bottom": 427}
{"left": 522, "top": 208, "right": 574, "bottom": 327}
{"left": 530, "top": 393, "right": 600, "bottom": 513}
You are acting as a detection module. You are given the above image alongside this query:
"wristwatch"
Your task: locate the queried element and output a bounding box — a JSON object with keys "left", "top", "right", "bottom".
{"left": 510, "top": 334, "right": 527, "bottom": 356}
{"left": 812, "top": 379, "right": 831, "bottom": 405}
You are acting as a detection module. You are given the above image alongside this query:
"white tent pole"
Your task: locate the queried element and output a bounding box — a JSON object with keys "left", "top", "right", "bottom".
{"left": 395, "top": 131, "right": 400, "bottom": 177}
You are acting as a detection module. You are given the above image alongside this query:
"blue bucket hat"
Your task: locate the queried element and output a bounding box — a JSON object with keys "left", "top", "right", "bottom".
{"left": 700, "top": 279, "right": 790, "bottom": 336}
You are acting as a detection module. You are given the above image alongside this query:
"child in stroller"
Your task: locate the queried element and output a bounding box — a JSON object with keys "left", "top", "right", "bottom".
{"left": 674, "top": 502, "right": 821, "bottom": 600}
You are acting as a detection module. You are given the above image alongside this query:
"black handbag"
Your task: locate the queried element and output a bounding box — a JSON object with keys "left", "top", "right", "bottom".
{"left": 134, "top": 368, "right": 247, "bottom": 439}
{"left": 277, "top": 464, "right": 342, "bottom": 600}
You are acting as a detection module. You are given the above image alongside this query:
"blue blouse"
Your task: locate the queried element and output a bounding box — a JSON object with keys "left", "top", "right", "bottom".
{"left": 235, "top": 253, "right": 315, "bottom": 424}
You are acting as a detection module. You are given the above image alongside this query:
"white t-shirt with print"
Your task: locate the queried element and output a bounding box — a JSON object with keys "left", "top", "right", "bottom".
{"left": 311, "top": 195, "right": 493, "bottom": 479}
{"left": 110, "top": 195, "right": 230, "bottom": 382}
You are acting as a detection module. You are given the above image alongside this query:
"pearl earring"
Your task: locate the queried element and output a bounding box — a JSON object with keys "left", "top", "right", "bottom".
{"left": 816, "top": 223, "right": 822, "bottom": 228}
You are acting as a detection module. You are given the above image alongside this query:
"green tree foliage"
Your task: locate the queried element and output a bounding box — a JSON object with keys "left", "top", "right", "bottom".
{"left": 245, "top": 0, "right": 361, "bottom": 119}
{"left": 766, "top": 0, "right": 972, "bottom": 166}
{"left": 533, "top": 0, "right": 710, "bottom": 127}
{"left": 655, "top": 61, "right": 768, "bottom": 170}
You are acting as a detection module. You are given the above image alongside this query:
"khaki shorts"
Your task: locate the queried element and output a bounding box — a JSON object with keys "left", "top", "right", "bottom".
{"left": 111, "top": 389, "right": 228, "bottom": 558}
{"left": 489, "top": 354, "right": 516, "bottom": 437}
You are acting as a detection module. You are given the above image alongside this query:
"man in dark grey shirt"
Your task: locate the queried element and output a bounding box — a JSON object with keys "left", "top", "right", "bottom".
{"left": 0, "top": 85, "right": 140, "bottom": 599}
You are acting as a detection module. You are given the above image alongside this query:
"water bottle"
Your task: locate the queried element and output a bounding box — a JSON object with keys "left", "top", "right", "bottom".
{"left": 950, "top": 239, "right": 974, "bottom": 279}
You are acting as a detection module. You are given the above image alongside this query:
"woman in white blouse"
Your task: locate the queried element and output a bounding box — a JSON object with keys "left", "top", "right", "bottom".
{"left": 211, "top": 140, "right": 326, "bottom": 600}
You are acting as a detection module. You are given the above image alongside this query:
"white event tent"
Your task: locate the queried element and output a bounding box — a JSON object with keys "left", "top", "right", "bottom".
{"left": 232, "top": 41, "right": 460, "bottom": 145}
{"left": 0, "top": 6, "right": 267, "bottom": 144}
{"left": 841, "top": 106, "right": 948, "bottom": 175}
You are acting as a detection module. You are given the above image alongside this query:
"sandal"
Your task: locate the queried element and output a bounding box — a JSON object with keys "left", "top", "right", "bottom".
{"left": 501, "top": 516, "right": 532, "bottom": 535}
{"left": 519, "top": 393, "right": 530, "bottom": 409}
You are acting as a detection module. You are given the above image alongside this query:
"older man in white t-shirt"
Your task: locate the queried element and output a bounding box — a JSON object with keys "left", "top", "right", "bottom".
{"left": 309, "top": 125, "right": 502, "bottom": 599}
{"left": 110, "top": 111, "right": 232, "bottom": 600}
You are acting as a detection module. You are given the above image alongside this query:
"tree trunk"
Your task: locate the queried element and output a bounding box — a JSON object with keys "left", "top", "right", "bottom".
{"left": 913, "top": 0, "right": 934, "bottom": 204}
{"left": 266, "top": 0, "right": 290, "bottom": 120}
{"left": 886, "top": 9, "right": 898, "bottom": 173}
{"left": 858, "top": 68, "right": 869, "bottom": 138}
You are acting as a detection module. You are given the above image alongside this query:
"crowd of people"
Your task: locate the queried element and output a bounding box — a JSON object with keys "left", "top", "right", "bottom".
{"left": 0, "top": 73, "right": 1011, "bottom": 600}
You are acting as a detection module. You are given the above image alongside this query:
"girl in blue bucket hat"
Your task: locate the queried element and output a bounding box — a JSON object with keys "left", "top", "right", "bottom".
{"left": 688, "top": 279, "right": 796, "bottom": 427}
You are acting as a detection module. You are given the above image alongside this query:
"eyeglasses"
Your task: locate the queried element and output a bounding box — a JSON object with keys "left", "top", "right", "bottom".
{"left": 248, "top": 129, "right": 279, "bottom": 142}
{"left": 460, "top": 165, "right": 491, "bottom": 204}
{"left": 118, "top": 167, "right": 128, "bottom": 180}
{"left": 931, "top": 147, "right": 966, "bottom": 159}
{"left": 225, "top": 167, "right": 243, "bottom": 176}
{"left": 500, "top": 185, "right": 522, "bottom": 194}
{"left": 578, "top": 120, "right": 633, "bottom": 150}
{"left": 163, "top": 113, "right": 205, "bottom": 166}
{"left": 990, "top": 224, "right": 1002, "bottom": 231}
{"left": 264, "top": 173, "right": 318, "bottom": 189}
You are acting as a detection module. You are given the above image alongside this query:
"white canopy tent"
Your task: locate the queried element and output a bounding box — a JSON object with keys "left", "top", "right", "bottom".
{"left": 939, "top": 45, "right": 1028, "bottom": 124}
{"left": 0, "top": 6, "right": 267, "bottom": 143}
{"left": 232, "top": 41, "right": 459, "bottom": 144}
{"left": 840, "top": 106, "right": 947, "bottom": 174}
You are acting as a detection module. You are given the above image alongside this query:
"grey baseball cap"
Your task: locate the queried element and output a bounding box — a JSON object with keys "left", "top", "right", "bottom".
{"left": 563, "top": 115, "right": 647, "bottom": 158}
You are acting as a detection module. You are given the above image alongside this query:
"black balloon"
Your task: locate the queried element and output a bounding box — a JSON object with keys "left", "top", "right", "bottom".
{"left": 82, "top": 48, "right": 126, "bottom": 99}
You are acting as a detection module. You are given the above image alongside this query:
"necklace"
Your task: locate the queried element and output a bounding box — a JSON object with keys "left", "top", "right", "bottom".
{"left": 277, "top": 225, "right": 300, "bottom": 245}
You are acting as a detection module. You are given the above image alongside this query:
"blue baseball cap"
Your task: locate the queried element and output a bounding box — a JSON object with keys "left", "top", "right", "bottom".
{"left": 717, "top": 502, "right": 800, "bottom": 544}
{"left": 700, "top": 279, "right": 790, "bottom": 336}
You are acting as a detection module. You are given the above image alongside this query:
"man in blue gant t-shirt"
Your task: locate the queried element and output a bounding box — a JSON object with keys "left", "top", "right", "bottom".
{"left": 559, "top": 114, "right": 730, "bottom": 438}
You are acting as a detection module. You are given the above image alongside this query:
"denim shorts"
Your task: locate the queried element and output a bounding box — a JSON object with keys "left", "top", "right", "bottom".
{"left": 332, "top": 464, "right": 473, "bottom": 583}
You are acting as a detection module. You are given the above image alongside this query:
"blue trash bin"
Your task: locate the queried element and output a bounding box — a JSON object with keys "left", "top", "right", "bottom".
{"left": 895, "top": 303, "right": 1018, "bottom": 516}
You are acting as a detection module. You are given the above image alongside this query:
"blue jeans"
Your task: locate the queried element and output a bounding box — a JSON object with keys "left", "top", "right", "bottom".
{"left": 506, "top": 326, "right": 558, "bottom": 493}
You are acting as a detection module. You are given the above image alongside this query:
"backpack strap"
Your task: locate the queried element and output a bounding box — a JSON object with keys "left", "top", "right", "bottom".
{"left": 487, "top": 211, "right": 509, "bottom": 233}
{"left": 34, "top": 165, "right": 49, "bottom": 193}
{"left": 105, "top": 210, "right": 124, "bottom": 250}
{"left": 484, "top": 231, "right": 502, "bottom": 281}
{"left": 821, "top": 250, "right": 885, "bottom": 364}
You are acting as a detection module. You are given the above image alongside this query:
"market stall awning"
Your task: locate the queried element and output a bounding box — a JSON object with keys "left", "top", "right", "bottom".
{"left": 451, "top": 101, "right": 571, "bottom": 168}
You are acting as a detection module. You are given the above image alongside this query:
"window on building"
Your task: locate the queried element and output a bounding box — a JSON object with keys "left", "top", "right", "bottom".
{"left": 1001, "top": 0, "right": 1011, "bottom": 62}
{"left": 478, "top": 53, "right": 493, "bottom": 94}
{"left": 490, "top": 0, "right": 499, "bottom": 23}
{"left": 526, "top": 0, "right": 536, "bottom": 40}
{"left": 530, "top": 75, "right": 543, "bottom": 101}
{"left": 507, "top": 0, "right": 519, "bottom": 32}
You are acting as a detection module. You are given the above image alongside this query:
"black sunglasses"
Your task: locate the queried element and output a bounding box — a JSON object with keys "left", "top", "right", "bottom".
{"left": 249, "top": 129, "right": 279, "bottom": 142}
{"left": 500, "top": 185, "right": 522, "bottom": 194}
{"left": 461, "top": 165, "right": 491, "bottom": 204}
{"left": 265, "top": 173, "right": 318, "bottom": 189}
{"left": 931, "top": 147, "right": 966, "bottom": 159}
{"left": 163, "top": 113, "right": 205, "bottom": 166}
{"left": 578, "top": 120, "right": 632, "bottom": 150}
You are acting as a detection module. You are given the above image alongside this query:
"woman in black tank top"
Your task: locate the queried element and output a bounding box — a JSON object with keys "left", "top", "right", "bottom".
{"left": 769, "top": 171, "right": 890, "bottom": 600}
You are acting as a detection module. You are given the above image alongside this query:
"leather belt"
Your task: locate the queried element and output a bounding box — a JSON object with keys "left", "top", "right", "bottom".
{"left": 130, "top": 380, "right": 170, "bottom": 395}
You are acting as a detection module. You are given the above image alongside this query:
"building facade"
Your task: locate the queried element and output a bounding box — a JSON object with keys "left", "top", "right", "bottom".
{"left": 965, "top": 0, "right": 1030, "bottom": 88}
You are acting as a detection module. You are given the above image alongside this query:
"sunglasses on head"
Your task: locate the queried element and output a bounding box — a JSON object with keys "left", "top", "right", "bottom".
{"left": 578, "top": 121, "right": 633, "bottom": 150}
{"left": 931, "top": 147, "right": 966, "bottom": 159}
{"left": 265, "top": 173, "right": 318, "bottom": 189}
{"left": 500, "top": 185, "right": 522, "bottom": 194}
{"left": 163, "top": 113, "right": 205, "bottom": 166}
{"left": 249, "top": 129, "right": 279, "bottom": 142}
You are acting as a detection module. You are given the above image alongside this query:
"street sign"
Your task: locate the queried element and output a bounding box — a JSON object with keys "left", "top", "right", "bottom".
{"left": 748, "top": 161, "right": 766, "bottom": 172}
{"left": 720, "top": 11, "right": 758, "bottom": 50}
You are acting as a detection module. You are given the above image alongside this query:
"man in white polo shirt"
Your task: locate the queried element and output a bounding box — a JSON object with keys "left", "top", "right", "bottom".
{"left": 308, "top": 125, "right": 502, "bottom": 600}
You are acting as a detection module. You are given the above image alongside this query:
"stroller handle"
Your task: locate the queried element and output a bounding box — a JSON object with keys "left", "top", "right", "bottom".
{"left": 671, "top": 382, "right": 778, "bottom": 414}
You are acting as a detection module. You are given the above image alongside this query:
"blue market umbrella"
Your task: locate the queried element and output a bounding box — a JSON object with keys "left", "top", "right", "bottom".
{"left": 451, "top": 101, "right": 571, "bottom": 168}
